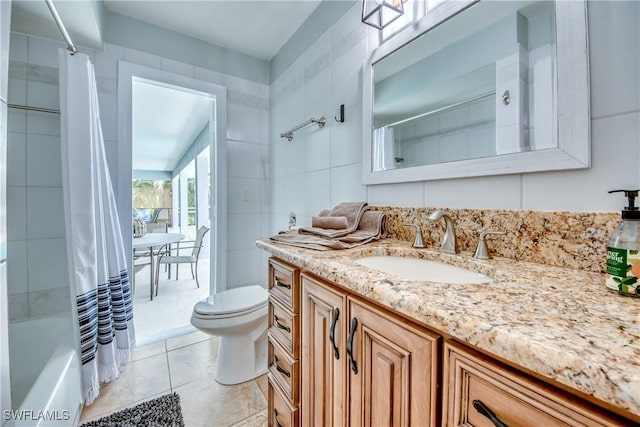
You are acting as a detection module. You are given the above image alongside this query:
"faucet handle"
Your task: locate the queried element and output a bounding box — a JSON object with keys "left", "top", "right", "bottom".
{"left": 404, "top": 223, "right": 425, "bottom": 248}
{"left": 474, "top": 230, "right": 506, "bottom": 260}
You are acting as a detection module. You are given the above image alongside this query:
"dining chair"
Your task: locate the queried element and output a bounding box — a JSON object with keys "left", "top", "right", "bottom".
{"left": 132, "top": 248, "right": 152, "bottom": 296}
{"left": 154, "top": 226, "right": 210, "bottom": 296}
{"left": 146, "top": 222, "right": 168, "bottom": 233}
{"left": 145, "top": 221, "right": 172, "bottom": 273}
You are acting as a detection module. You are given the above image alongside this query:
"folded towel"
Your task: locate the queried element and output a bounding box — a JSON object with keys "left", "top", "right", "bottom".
{"left": 299, "top": 201, "right": 369, "bottom": 238}
{"left": 270, "top": 231, "right": 354, "bottom": 250}
{"left": 354, "top": 210, "right": 387, "bottom": 237}
{"left": 311, "top": 216, "right": 348, "bottom": 229}
{"left": 270, "top": 209, "right": 387, "bottom": 251}
{"left": 337, "top": 210, "right": 387, "bottom": 244}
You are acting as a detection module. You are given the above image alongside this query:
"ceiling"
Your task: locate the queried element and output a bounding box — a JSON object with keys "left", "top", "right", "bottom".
{"left": 11, "top": 0, "right": 322, "bottom": 60}
{"left": 103, "top": 1, "right": 322, "bottom": 60}
{"left": 10, "top": 1, "right": 104, "bottom": 49}
{"left": 11, "top": 0, "right": 323, "bottom": 174}
{"left": 132, "top": 80, "right": 212, "bottom": 172}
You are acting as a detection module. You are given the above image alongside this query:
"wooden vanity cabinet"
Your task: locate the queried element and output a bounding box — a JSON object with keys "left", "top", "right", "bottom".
{"left": 267, "top": 256, "right": 635, "bottom": 427}
{"left": 268, "top": 259, "right": 300, "bottom": 427}
{"left": 442, "top": 341, "right": 629, "bottom": 427}
{"left": 301, "top": 273, "right": 440, "bottom": 427}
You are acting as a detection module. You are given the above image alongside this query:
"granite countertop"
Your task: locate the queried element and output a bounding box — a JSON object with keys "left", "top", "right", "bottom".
{"left": 256, "top": 238, "right": 640, "bottom": 418}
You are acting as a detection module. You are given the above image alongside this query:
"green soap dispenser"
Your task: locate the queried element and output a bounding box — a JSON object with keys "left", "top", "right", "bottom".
{"left": 606, "top": 189, "right": 640, "bottom": 297}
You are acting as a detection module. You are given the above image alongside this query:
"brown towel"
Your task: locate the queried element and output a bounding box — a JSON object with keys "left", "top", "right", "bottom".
{"left": 337, "top": 210, "right": 387, "bottom": 244}
{"left": 269, "top": 230, "right": 354, "bottom": 250}
{"left": 311, "top": 216, "right": 348, "bottom": 229}
{"left": 270, "top": 210, "right": 387, "bottom": 251}
{"left": 299, "top": 202, "right": 369, "bottom": 238}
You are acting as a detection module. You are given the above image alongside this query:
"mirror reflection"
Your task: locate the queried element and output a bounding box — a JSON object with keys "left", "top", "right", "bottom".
{"left": 372, "top": 1, "right": 556, "bottom": 171}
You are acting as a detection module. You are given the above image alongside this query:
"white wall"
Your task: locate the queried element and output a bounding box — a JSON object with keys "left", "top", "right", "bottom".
{"left": 269, "top": 1, "right": 640, "bottom": 229}
{"left": 270, "top": 4, "right": 368, "bottom": 232}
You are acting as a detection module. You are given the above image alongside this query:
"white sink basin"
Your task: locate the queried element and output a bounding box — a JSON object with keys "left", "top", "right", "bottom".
{"left": 354, "top": 256, "right": 492, "bottom": 284}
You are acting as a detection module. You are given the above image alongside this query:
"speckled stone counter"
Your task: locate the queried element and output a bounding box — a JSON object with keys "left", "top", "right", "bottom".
{"left": 256, "top": 238, "right": 640, "bottom": 419}
{"left": 372, "top": 206, "right": 619, "bottom": 273}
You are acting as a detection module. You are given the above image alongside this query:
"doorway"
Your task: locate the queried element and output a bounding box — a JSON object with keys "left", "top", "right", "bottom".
{"left": 118, "top": 63, "right": 227, "bottom": 345}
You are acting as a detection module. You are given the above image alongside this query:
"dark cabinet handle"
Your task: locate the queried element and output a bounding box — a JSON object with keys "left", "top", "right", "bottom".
{"left": 346, "top": 317, "right": 358, "bottom": 374}
{"left": 274, "top": 315, "right": 291, "bottom": 333}
{"left": 273, "top": 409, "right": 283, "bottom": 427}
{"left": 473, "top": 400, "right": 509, "bottom": 427}
{"left": 329, "top": 307, "right": 340, "bottom": 360}
{"left": 275, "top": 280, "right": 291, "bottom": 289}
{"left": 273, "top": 355, "right": 291, "bottom": 378}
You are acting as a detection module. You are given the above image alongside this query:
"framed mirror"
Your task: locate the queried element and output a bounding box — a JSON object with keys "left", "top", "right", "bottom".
{"left": 362, "top": 0, "right": 590, "bottom": 184}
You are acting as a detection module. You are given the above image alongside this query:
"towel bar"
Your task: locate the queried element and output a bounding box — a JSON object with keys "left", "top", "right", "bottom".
{"left": 280, "top": 117, "right": 326, "bottom": 141}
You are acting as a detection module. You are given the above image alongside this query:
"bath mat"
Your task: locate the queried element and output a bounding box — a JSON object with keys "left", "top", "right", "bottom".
{"left": 80, "top": 392, "right": 185, "bottom": 427}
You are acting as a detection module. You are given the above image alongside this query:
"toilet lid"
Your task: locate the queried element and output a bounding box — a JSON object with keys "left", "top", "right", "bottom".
{"left": 194, "top": 285, "right": 268, "bottom": 316}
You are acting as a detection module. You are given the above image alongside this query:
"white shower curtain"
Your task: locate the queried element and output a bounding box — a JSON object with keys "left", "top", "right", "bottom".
{"left": 372, "top": 126, "right": 396, "bottom": 171}
{"left": 58, "top": 50, "right": 135, "bottom": 405}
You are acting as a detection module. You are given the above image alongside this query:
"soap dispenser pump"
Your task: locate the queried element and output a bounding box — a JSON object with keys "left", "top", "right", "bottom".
{"left": 606, "top": 189, "right": 640, "bottom": 297}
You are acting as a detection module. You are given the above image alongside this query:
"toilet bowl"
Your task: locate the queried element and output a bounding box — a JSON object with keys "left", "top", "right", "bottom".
{"left": 190, "top": 285, "right": 269, "bottom": 385}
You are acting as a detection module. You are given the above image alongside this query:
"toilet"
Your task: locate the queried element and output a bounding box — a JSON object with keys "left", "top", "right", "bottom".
{"left": 190, "top": 285, "right": 269, "bottom": 385}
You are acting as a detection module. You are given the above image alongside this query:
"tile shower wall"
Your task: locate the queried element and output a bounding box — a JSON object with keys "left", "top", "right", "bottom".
{"left": 269, "top": 1, "right": 640, "bottom": 231}
{"left": 7, "top": 33, "right": 270, "bottom": 306}
{"left": 7, "top": 35, "right": 69, "bottom": 322}
{"left": 395, "top": 97, "right": 496, "bottom": 168}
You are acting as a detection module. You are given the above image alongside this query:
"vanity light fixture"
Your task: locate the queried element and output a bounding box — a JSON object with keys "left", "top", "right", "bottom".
{"left": 362, "top": 0, "right": 406, "bottom": 30}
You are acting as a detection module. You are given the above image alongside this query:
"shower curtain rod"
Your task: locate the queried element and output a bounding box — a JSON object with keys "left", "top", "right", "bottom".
{"left": 384, "top": 91, "right": 496, "bottom": 128}
{"left": 44, "top": 0, "right": 78, "bottom": 55}
{"left": 8, "top": 103, "right": 60, "bottom": 114}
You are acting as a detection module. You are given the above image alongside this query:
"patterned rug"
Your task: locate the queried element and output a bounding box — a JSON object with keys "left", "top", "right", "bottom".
{"left": 80, "top": 393, "right": 185, "bottom": 427}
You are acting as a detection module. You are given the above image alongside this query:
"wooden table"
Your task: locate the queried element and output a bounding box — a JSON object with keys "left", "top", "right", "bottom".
{"left": 133, "top": 233, "right": 184, "bottom": 300}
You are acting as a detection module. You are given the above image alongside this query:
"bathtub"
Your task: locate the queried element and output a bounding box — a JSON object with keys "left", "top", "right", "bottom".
{"left": 8, "top": 315, "right": 82, "bottom": 426}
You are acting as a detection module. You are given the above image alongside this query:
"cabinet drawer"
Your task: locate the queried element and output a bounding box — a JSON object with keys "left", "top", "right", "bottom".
{"left": 269, "top": 258, "right": 299, "bottom": 313}
{"left": 443, "top": 342, "right": 626, "bottom": 427}
{"left": 269, "top": 378, "right": 299, "bottom": 427}
{"left": 269, "top": 339, "right": 299, "bottom": 404}
{"left": 268, "top": 298, "right": 299, "bottom": 357}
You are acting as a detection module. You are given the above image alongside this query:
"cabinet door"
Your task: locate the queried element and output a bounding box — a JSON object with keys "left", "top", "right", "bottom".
{"left": 347, "top": 299, "right": 440, "bottom": 427}
{"left": 301, "top": 275, "right": 347, "bottom": 427}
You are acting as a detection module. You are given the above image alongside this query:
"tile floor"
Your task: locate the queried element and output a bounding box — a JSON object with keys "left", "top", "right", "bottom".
{"left": 80, "top": 331, "right": 268, "bottom": 426}
{"left": 133, "top": 259, "right": 210, "bottom": 345}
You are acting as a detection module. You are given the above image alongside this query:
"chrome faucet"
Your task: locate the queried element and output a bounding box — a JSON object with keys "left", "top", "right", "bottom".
{"left": 473, "top": 230, "right": 506, "bottom": 259}
{"left": 404, "top": 223, "right": 425, "bottom": 248}
{"left": 427, "top": 210, "right": 458, "bottom": 254}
